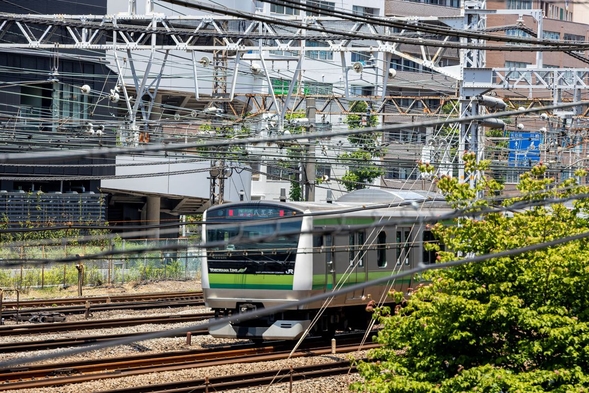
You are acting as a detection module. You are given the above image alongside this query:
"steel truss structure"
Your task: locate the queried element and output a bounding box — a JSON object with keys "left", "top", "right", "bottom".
{"left": 1, "top": 0, "right": 589, "bottom": 185}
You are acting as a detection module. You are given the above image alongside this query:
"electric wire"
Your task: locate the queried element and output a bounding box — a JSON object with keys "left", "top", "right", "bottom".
{"left": 2, "top": 224, "right": 589, "bottom": 369}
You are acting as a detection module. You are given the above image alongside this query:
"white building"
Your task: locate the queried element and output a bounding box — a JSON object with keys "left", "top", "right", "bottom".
{"left": 104, "top": 0, "right": 388, "bottom": 203}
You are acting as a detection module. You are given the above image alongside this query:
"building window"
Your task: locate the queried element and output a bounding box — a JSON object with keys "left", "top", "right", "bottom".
{"left": 352, "top": 5, "right": 379, "bottom": 17}
{"left": 390, "top": 58, "right": 420, "bottom": 72}
{"left": 271, "top": 1, "right": 300, "bottom": 15}
{"left": 405, "top": 0, "right": 459, "bottom": 6}
{"left": 563, "top": 33, "right": 584, "bottom": 42}
{"left": 505, "top": 61, "right": 532, "bottom": 84}
{"left": 316, "top": 164, "right": 332, "bottom": 179}
{"left": 266, "top": 164, "right": 298, "bottom": 181}
{"left": 387, "top": 167, "right": 419, "bottom": 180}
{"left": 304, "top": 81, "right": 332, "bottom": 95}
{"left": 543, "top": 30, "right": 560, "bottom": 41}
{"left": 506, "top": 0, "right": 532, "bottom": 9}
{"left": 350, "top": 85, "right": 375, "bottom": 96}
{"left": 564, "top": 33, "right": 585, "bottom": 54}
{"left": 306, "top": 40, "right": 332, "bottom": 60}
{"left": 351, "top": 50, "right": 371, "bottom": 64}
{"left": 505, "top": 28, "right": 532, "bottom": 45}
{"left": 306, "top": 0, "right": 335, "bottom": 16}
{"left": 270, "top": 78, "right": 301, "bottom": 95}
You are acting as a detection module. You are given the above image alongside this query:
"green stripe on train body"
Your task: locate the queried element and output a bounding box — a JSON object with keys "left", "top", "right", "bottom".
{"left": 313, "top": 217, "right": 376, "bottom": 226}
{"left": 208, "top": 273, "right": 294, "bottom": 290}
{"left": 311, "top": 272, "right": 413, "bottom": 290}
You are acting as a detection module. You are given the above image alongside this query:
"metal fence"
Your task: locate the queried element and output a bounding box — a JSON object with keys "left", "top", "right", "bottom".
{"left": 0, "top": 238, "right": 203, "bottom": 290}
{"left": 0, "top": 191, "right": 106, "bottom": 224}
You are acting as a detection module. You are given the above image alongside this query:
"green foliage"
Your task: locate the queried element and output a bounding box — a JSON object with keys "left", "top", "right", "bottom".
{"left": 441, "top": 100, "right": 459, "bottom": 115}
{"left": 344, "top": 101, "right": 378, "bottom": 130}
{"left": 339, "top": 101, "right": 384, "bottom": 191}
{"left": 353, "top": 155, "right": 589, "bottom": 392}
{"left": 198, "top": 123, "right": 250, "bottom": 161}
{"left": 284, "top": 111, "right": 308, "bottom": 134}
{"left": 339, "top": 150, "right": 384, "bottom": 191}
{"left": 289, "top": 179, "right": 303, "bottom": 201}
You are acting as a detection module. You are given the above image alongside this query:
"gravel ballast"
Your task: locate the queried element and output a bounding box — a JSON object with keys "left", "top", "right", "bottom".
{"left": 0, "top": 280, "right": 368, "bottom": 392}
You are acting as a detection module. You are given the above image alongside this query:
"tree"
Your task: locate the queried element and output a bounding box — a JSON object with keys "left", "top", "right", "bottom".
{"left": 339, "top": 101, "right": 383, "bottom": 191}
{"left": 351, "top": 153, "right": 589, "bottom": 392}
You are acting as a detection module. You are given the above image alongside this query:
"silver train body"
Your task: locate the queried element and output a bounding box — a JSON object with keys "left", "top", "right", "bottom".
{"left": 201, "top": 188, "right": 450, "bottom": 340}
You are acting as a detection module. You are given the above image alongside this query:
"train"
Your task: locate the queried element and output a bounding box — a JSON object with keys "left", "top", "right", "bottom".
{"left": 201, "top": 188, "right": 451, "bottom": 340}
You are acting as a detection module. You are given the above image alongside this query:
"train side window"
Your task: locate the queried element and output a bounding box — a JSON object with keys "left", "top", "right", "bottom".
{"left": 314, "top": 235, "right": 323, "bottom": 248}
{"left": 349, "top": 231, "right": 364, "bottom": 267}
{"left": 422, "top": 230, "right": 441, "bottom": 264}
{"left": 377, "top": 231, "right": 387, "bottom": 267}
{"left": 404, "top": 230, "right": 411, "bottom": 265}
{"left": 396, "top": 229, "right": 411, "bottom": 265}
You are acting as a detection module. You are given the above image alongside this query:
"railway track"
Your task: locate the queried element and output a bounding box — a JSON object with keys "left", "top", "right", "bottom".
{"left": 0, "top": 312, "right": 213, "bottom": 336}
{"left": 1, "top": 291, "right": 204, "bottom": 319}
{"left": 0, "top": 327, "right": 208, "bottom": 352}
{"left": 98, "top": 361, "right": 361, "bottom": 393}
{"left": 0, "top": 335, "right": 377, "bottom": 391}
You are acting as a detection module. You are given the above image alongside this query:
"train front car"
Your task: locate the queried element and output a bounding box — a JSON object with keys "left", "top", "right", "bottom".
{"left": 202, "top": 202, "right": 314, "bottom": 340}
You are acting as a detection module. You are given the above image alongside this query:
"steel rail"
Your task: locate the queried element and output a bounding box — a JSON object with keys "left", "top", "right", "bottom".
{"left": 0, "top": 313, "right": 213, "bottom": 336}
{"left": 2, "top": 299, "right": 204, "bottom": 320}
{"left": 0, "top": 328, "right": 208, "bottom": 353}
{"left": 99, "top": 361, "right": 362, "bottom": 393}
{"left": 2, "top": 291, "right": 203, "bottom": 308}
{"left": 0, "top": 338, "right": 376, "bottom": 391}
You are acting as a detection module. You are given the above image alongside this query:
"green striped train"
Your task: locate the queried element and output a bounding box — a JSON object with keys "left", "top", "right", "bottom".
{"left": 201, "top": 188, "right": 450, "bottom": 340}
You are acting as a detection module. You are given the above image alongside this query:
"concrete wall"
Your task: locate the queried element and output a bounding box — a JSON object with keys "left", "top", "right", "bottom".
{"left": 102, "top": 154, "right": 252, "bottom": 202}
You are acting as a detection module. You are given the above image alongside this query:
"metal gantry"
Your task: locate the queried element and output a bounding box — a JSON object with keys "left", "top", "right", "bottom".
{"left": 1, "top": 0, "right": 589, "bottom": 183}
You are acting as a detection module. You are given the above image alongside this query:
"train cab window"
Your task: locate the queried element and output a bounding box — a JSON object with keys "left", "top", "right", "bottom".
{"left": 377, "top": 231, "right": 387, "bottom": 267}
{"left": 349, "top": 231, "right": 365, "bottom": 267}
{"left": 422, "top": 230, "right": 441, "bottom": 264}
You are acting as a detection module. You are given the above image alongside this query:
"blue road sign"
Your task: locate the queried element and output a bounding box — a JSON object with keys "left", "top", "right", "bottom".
{"left": 508, "top": 132, "right": 542, "bottom": 167}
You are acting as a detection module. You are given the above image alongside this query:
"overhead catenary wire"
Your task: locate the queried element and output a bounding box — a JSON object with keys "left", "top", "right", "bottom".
{"left": 0, "top": 187, "right": 586, "bottom": 266}
{"left": 2, "top": 225, "right": 589, "bottom": 369}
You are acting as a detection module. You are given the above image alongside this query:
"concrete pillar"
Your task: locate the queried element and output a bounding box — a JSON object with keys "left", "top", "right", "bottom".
{"left": 146, "top": 196, "right": 160, "bottom": 239}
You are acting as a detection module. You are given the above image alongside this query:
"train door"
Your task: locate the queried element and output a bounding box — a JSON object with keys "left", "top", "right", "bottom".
{"left": 349, "top": 230, "right": 366, "bottom": 300}
{"left": 324, "top": 234, "right": 336, "bottom": 290}
{"left": 395, "top": 227, "right": 412, "bottom": 293}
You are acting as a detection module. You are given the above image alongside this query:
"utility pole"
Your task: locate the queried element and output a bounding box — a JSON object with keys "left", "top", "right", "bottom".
{"left": 304, "top": 97, "right": 316, "bottom": 202}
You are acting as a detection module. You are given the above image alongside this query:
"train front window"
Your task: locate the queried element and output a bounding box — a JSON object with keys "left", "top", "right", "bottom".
{"left": 207, "top": 218, "right": 302, "bottom": 250}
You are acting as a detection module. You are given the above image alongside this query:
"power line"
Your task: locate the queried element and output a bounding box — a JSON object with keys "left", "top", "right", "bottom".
{"left": 2, "top": 222, "right": 588, "bottom": 369}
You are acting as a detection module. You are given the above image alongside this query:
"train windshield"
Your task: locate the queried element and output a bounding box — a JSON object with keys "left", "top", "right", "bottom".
{"left": 206, "top": 205, "right": 303, "bottom": 251}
